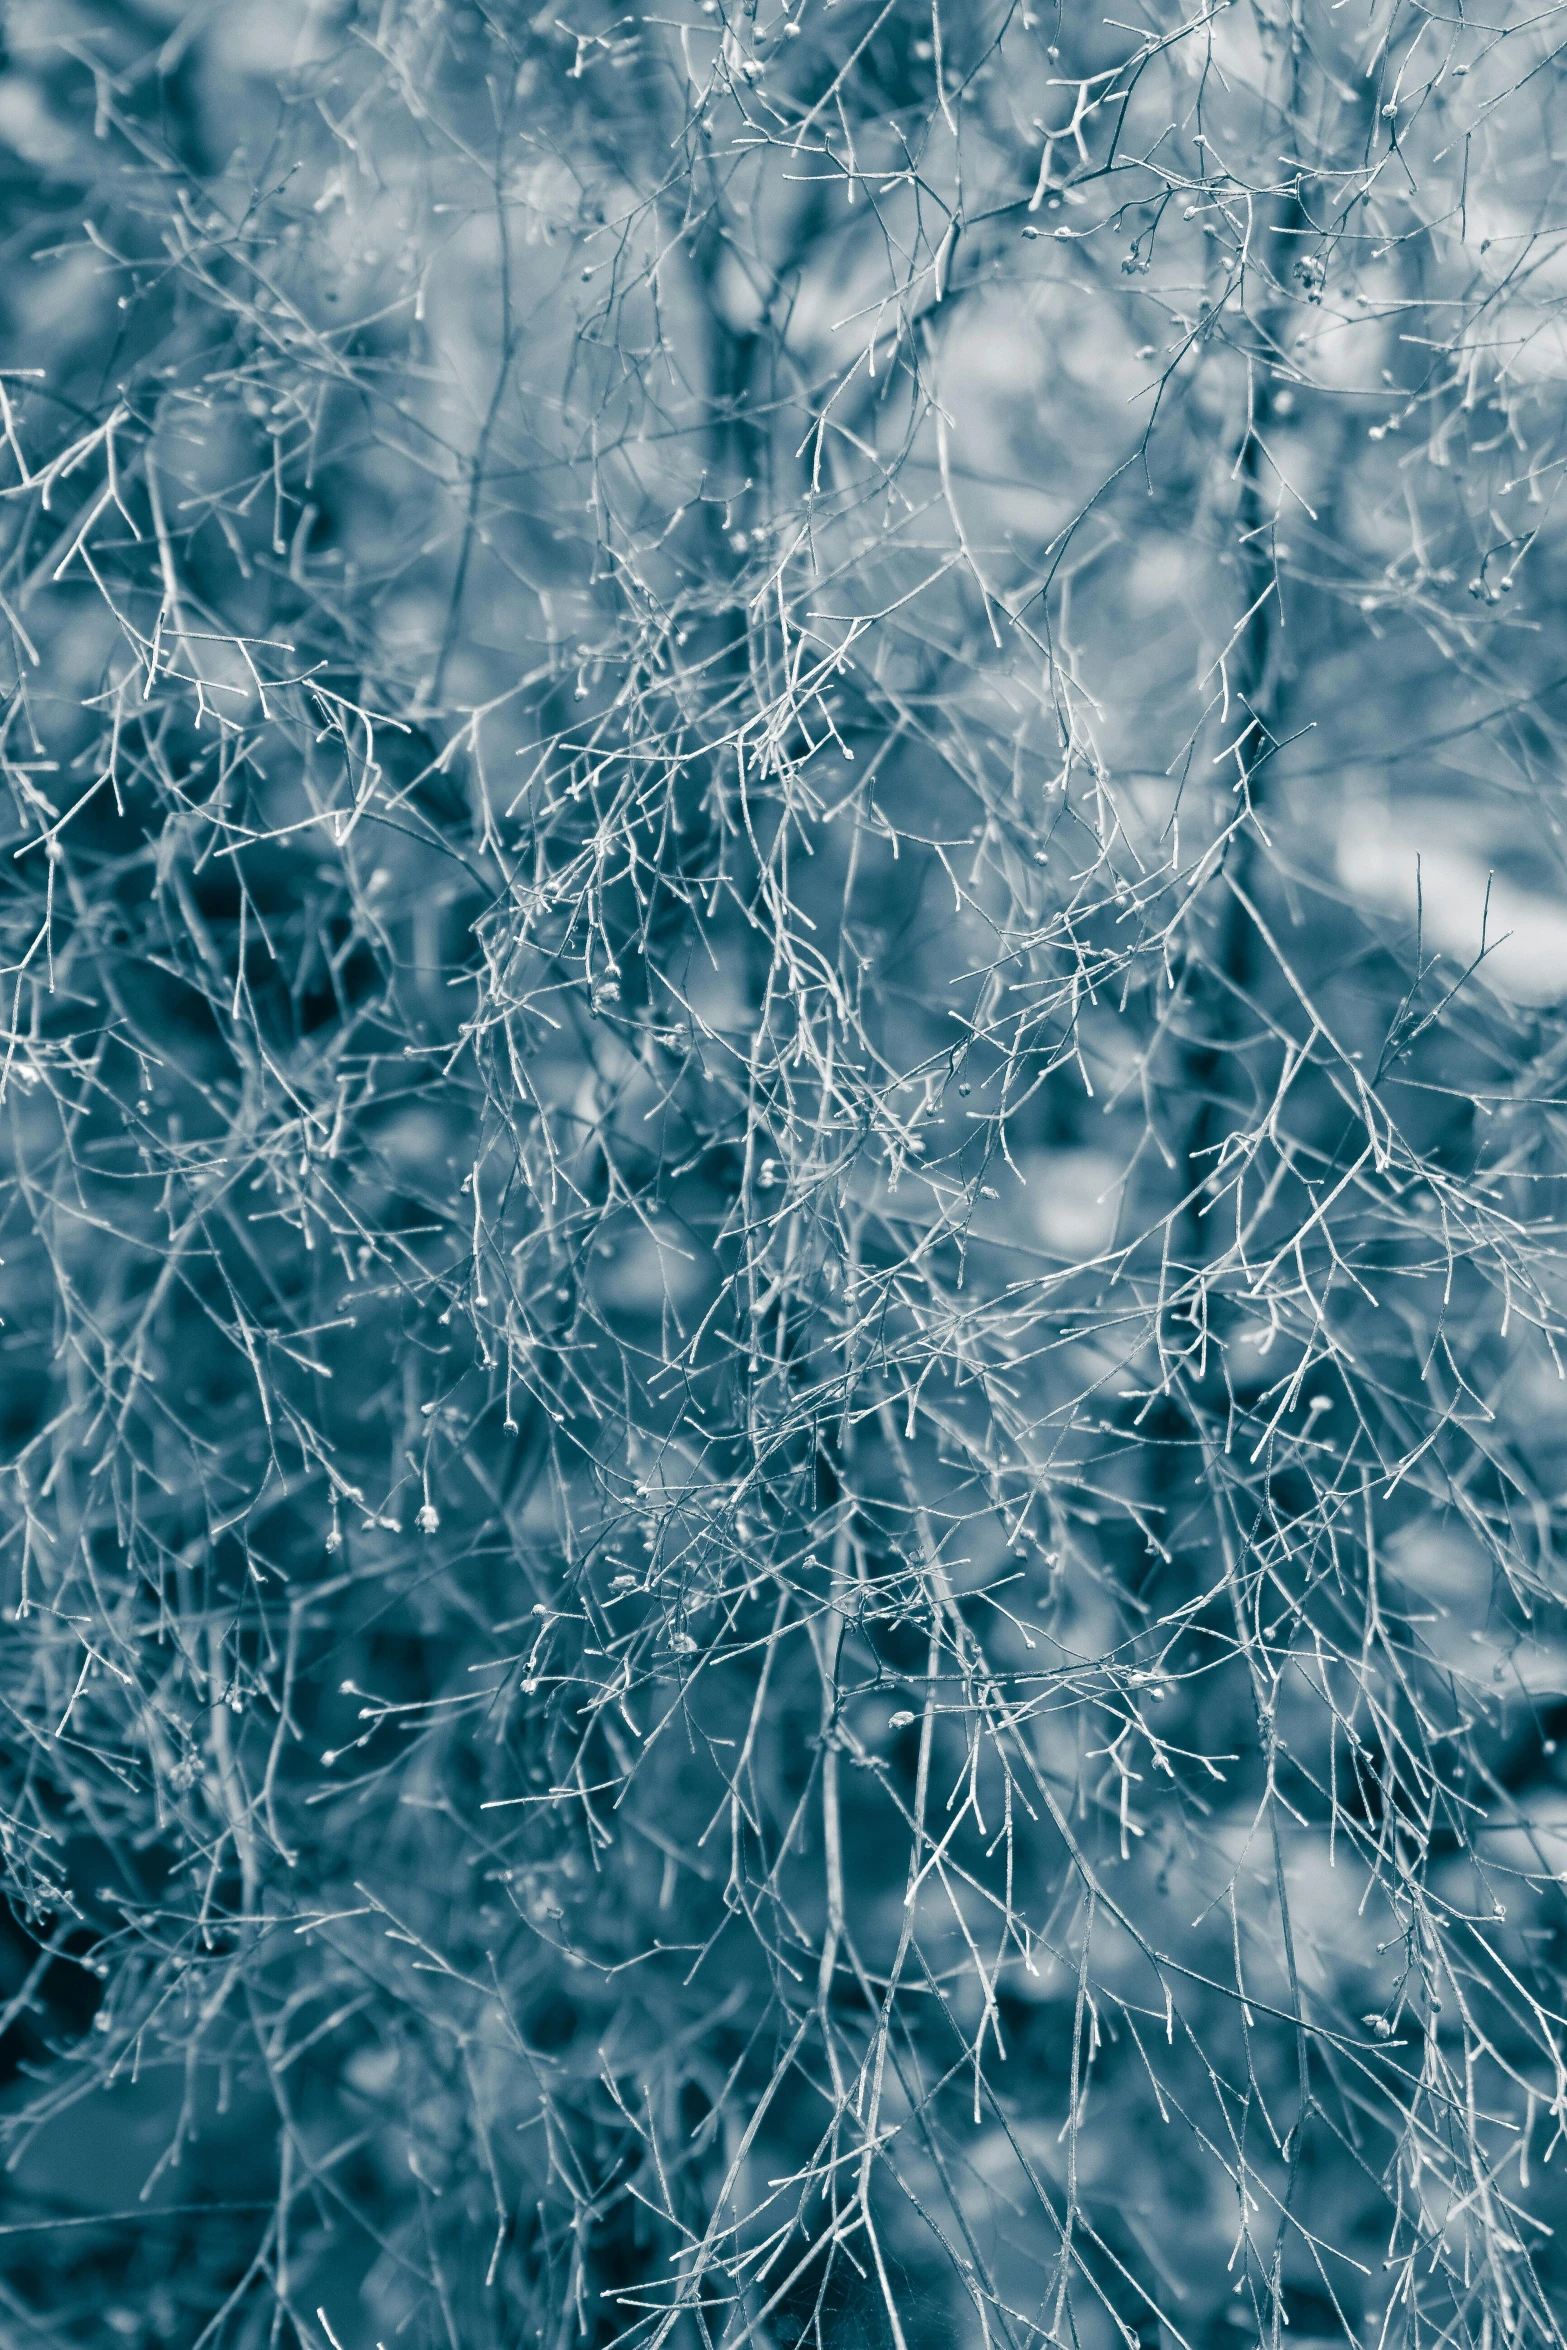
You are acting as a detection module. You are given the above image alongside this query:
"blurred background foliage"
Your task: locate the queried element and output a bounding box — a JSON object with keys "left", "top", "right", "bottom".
{"left": 2, "top": 3, "right": 1567, "bottom": 2349}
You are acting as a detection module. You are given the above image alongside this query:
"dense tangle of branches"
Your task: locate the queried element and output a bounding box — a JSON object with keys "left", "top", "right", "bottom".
{"left": 3, "top": 4, "right": 1567, "bottom": 2349}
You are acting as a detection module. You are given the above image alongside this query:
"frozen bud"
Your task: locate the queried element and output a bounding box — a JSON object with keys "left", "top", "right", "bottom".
{"left": 417, "top": 1503, "right": 440, "bottom": 1534}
